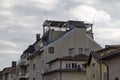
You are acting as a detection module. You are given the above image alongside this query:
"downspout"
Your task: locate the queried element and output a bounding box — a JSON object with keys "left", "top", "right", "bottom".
{"left": 103, "top": 61, "right": 109, "bottom": 80}
{"left": 100, "top": 62, "right": 102, "bottom": 80}
{"left": 60, "top": 60, "right": 62, "bottom": 80}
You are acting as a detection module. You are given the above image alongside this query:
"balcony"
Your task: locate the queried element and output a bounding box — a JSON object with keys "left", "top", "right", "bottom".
{"left": 18, "top": 71, "right": 29, "bottom": 79}
{"left": 17, "top": 59, "right": 29, "bottom": 66}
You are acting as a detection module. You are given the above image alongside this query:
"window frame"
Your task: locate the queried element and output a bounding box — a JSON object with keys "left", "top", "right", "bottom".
{"left": 68, "top": 48, "right": 75, "bottom": 57}
{"left": 78, "top": 48, "right": 83, "bottom": 54}
{"left": 48, "top": 47, "right": 54, "bottom": 54}
{"left": 33, "top": 64, "right": 35, "bottom": 70}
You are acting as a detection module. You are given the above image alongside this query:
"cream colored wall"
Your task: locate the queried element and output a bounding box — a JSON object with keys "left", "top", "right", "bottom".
{"left": 49, "top": 61, "right": 60, "bottom": 71}
{"left": 86, "top": 65, "right": 91, "bottom": 80}
{"left": 44, "top": 72, "right": 59, "bottom": 80}
{"left": 89, "top": 57, "right": 99, "bottom": 80}
{"left": 62, "top": 72, "right": 86, "bottom": 80}
{"left": 107, "top": 56, "right": 120, "bottom": 80}
{"left": 87, "top": 57, "right": 100, "bottom": 80}
{"left": 29, "top": 53, "right": 43, "bottom": 80}
{"left": 86, "top": 57, "right": 107, "bottom": 80}
{"left": 101, "top": 64, "right": 107, "bottom": 80}
{"left": 44, "top": 71, "right": 86, "bottom": 80}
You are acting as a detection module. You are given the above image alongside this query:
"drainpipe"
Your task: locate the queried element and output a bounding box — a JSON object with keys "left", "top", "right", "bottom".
{"left": 100, "top": 62, "right": 102, "bottom": 80}
{"left": 60, "top": 60, "right": 62, "bottom": 80}
{"left": 103, "top": 62, "right": 109, "bottom": 80}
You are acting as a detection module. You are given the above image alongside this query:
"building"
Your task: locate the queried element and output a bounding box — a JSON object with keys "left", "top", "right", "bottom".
{"left": 102, "top": 47, "right": 120, "bottom": 80}
{"left": 44, "top": 54, "right": 88, "bottom": 80}
{"left": 0, "top": 71, "right": 2, "bottom": 80}
{"left": 16, "top": 34, "right": 41, "bottom": 80}
{"left": 0, "top": 61, "right": 16, "bottom": 80}
{"left": 41, "top": 20, "right": 102, "bottom": 80}
{"left": 87, "top": 45, "right": 120, "bottom": 80}
{"left": 17, "top": 20, "right": 102, "bottom": 80}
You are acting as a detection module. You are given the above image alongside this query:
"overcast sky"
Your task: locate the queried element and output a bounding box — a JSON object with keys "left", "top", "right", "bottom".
{"left": 0, "top": 0, "right": 120, "bottom": 70}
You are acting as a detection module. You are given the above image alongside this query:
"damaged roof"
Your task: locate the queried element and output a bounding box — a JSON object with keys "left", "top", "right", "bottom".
{"left": 101, "top": 48, "right": 120, "bottom": 60}
{"left": 88, "top": 45, "right": 120, "bottom": 65}
{"left": 43, "top": 20, "right": 92, "bottom": 28}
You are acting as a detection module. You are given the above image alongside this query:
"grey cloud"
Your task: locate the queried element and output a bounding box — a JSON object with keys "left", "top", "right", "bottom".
{"left": 0, "top": 0, "right": 120, "bottom": 70}
{"left": 0, "top": 53, "right": 20, "bottom": 71}
{"left": 92, "top": 0, "right": 120, "bottom": 19}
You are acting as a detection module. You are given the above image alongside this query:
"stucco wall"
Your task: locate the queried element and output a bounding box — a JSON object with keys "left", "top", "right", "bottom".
{"left": 107, "top": 56, "right": 120, "bottom": 80}
{"left": 1, "top": 73, "right": 16, "bottom": 80}
{"left": 62, "top": 72, "right": 86, "bottom": 80}
{"left": 29, "top": 53, "right": 43, "bottom": 80}
{"left": 87, "top": 57, "right": 107, "bottom": 80}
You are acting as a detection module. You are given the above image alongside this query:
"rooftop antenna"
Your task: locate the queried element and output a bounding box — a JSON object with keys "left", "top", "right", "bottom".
{"left": 91, "top": 13, "right": 96, "bottom": 39}
{"left": 92, "top": 13, "right": 96, "bottom": 25}
{"left": 43, "top": 10, "right": 48, "bottom": 20}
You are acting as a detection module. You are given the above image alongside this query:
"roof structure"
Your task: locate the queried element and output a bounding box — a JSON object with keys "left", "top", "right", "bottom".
{"left": 88, "top": 45, "right": 120, "bottom": 65}
{"left": 101, "top": 48, "right": 120, "bottom": 60}
{"left": 23, "top": 45, "right": 35, "bottom": 54}
{"left": 43, "top": 20, "right": 67, "bottom": 27}
{"left": 43, "top": 20, "right": 92, "bottom": 28}
{"left": 1, "top": 67, "right": 16, "bottom": 75}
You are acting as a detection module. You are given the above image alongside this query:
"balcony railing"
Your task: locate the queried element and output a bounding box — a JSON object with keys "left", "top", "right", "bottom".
{"left": 17, "top": 71, "right": 30, "bottom": 79}
{"left": 17, "top": 59, "right": 29, "bottom": 66}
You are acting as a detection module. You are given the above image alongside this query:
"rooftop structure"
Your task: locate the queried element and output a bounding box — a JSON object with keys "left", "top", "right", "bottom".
{"left": 43, "top": 20, "right": 93, "bottom": 33}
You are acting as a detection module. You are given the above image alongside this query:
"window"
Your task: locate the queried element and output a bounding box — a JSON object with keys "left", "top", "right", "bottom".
{"left": 33, "top": 78, "right": 35, "bottom": 80}
{"left": 78, "top": 65, "right": 81, "bottom": 69}
{"left": 82, "top": 64, "right": 85, "bottom": 69}
{"left": 68, "top": 63, "right": 71, "bottom": 68}
{"left": 78, "top": 48, "right": 83, "bottom": 54}
{"left": 66, "top": 64, "right": 68, "bottom": 69}
{"left": 115, "top": 77, "right": 119, "bottom": 80}
{"left": 66, "top": 63, "right": 77, "bottom": 69}
{"left": 33, "top": 64, "right": 35, "bottom": 70}
{"left": 72, "top": 63, "right": 77, "bottom": 69}
{"left": 68, "top": 48, "right": 74, "bottom": 56}
{"left": 84, "top": 48, "right": 90, "bottom": 56}
{"left": 48, "top": 47, "right": 54, "bottom": 54}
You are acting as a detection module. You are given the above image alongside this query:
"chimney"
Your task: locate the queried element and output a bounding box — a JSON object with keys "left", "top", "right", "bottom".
{"left": 36, "top": 34, "right": 40, "bottom": 42}
{"left": 12, "top": 61, "right": 16, "bottom": 67}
